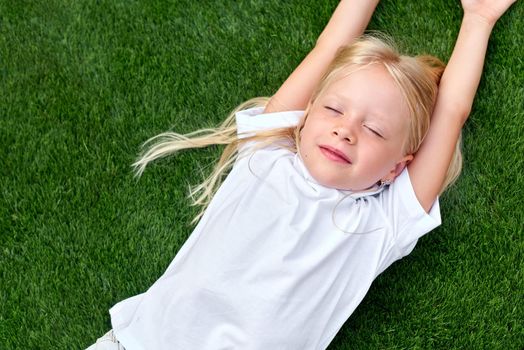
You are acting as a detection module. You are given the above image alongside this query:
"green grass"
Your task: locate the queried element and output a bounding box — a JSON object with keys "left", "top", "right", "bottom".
{"left": 1, "top": 0, "right": 522, "bottom": 348}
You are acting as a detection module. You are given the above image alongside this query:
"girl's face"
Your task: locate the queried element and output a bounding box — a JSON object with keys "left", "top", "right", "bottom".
{"left": 299, "top": 64, "right": 413, "bottom": 191}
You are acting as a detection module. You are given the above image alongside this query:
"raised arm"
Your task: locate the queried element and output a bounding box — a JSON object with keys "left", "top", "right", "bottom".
{"left": 264, "top": 0, "right": 380, "bottom": 114}
{"left": 408, "top": 0, "right": 518, "bottom": 212}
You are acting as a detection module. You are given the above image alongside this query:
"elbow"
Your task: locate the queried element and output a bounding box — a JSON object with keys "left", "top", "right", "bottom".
{"left": 314, "top": 36, "right": 344, "bottom": 55}
{"left": 435, "top": 85, "right": 474, "bottom": 124}
{"left": 435, "top": 97, "right": 472, "bottom": 125}
{"left": 453, "top": 104, "right": 471, "bottom": 125}
{"left": 459, "top": 105, "right": 472, "bottom": 124}
{"left": 315, "top": 33, "right": 331, "bottom": 49}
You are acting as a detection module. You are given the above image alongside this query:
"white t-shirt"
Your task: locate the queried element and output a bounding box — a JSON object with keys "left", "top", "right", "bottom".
{"left": 110, "top": 107, "right": 441, "bottom": 350}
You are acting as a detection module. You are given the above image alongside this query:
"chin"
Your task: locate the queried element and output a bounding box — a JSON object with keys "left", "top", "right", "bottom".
{"left": 316, "top": 175, "right": 376, "bottom": 192}
{"left": 313, "top": 173, "right": 349, "bottom": 190}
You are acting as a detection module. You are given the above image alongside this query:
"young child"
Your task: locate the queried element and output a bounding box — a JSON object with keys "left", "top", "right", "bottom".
{"left": 87, "top": 0, "right": 517, "bottom": 349}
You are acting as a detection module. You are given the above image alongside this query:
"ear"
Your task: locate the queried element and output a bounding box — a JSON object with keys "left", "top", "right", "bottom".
{"left": 383, "top": 154, "right": 414, "bottom": 182}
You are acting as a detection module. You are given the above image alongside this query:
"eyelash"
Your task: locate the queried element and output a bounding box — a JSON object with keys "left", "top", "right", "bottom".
{"left": 365, "top": 126, "right": 383, "bottom": 138}
{"left": 324, "top": 106, "right": 342, "bottom": 114}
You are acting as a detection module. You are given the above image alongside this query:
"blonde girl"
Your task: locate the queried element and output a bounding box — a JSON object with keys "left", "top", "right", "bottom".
{"left": 87, "top": 0, "right": 518, "bottom": 349}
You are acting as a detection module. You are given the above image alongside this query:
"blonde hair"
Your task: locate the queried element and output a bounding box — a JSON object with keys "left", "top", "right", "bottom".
{"left": 133, "top": 35, "right": 462, "bottom": 224}
{"left": 133, "top": 97, "right": 298, "bottom": 224}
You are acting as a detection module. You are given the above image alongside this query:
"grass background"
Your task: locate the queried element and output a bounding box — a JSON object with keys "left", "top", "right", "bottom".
{"left": 1, "top": 0, "right": 522, "bottom": 348}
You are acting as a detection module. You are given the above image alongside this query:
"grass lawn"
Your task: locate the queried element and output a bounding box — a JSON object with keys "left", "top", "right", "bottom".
{"left": 1, "top": 0, "right": 523, "bottom": 348}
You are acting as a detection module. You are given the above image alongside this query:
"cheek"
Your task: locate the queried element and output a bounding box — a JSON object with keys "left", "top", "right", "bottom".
{"left": 365, "top": 143, "right": 398, "bottom": 167}
{"left": 380, "top": 148, "right": 405, "bottom": 174}
{"left": 299, "top": 120, "right": 316, "bottom": 147}
{"left": 298, "top": 129, "right": 309, "bottom": 156}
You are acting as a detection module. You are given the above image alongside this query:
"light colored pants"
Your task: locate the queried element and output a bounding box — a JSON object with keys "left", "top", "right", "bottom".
{"left": 86, "top": 330, "right": 125, "bottom": 350}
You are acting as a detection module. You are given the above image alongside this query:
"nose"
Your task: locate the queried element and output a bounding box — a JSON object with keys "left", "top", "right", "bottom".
{"left": 332, "top": 124, "right": 355, "bottom": 144}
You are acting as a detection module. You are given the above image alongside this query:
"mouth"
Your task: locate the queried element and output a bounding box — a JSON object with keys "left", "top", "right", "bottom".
{"left": 319, "top": 145, "right": 351, "bottom": 164}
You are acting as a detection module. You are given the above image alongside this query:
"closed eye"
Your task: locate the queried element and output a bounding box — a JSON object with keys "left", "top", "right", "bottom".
{"left": 324, "top": 106, "right": 342, "bottom": 114}
{"left": 365, "top": 125, "right": 384, "bottom": 138}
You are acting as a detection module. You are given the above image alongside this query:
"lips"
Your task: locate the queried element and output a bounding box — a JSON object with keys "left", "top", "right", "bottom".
{"left": 319, "top": 145, "right": 351, "bottom": 164}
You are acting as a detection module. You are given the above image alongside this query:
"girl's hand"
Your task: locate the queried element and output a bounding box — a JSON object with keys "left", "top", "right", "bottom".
{"left": 461, "top": 0, "right": 518, "bottom": 25}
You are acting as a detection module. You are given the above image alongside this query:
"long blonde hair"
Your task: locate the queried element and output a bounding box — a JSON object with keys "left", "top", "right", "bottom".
{"left": 133, "top": 35, "right": 462, "bottom": 224}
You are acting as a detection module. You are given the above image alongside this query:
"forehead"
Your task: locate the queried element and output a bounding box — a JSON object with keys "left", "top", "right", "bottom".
{"left": 320, "top": 64, "right": 409, "bottom": 126}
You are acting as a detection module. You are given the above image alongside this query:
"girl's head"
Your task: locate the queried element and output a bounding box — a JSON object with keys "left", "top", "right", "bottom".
{"left": 297, "top": 36, "right": 447, "bottom": 191}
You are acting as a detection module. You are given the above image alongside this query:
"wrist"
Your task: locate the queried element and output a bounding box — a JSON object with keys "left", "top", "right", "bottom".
{"left": 462, "top": 12, "right": 498, "bottom": 30}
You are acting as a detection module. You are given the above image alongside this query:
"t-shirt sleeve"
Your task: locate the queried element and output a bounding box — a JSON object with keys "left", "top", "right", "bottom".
{"left": 379, "top": 167, "right": 442, "bottom": 257}
{"left": 235, "top": 107, "right": 303, "bottom": 139}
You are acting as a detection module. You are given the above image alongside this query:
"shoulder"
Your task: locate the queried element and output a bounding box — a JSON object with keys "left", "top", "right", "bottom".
{"left": 376, "top": 168, "right": 442, "bottom": 254}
